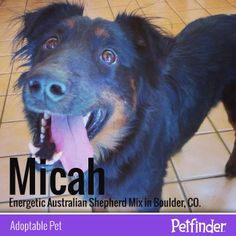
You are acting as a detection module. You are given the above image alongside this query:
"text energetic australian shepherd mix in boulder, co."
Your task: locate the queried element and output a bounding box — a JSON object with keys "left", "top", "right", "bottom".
{"left": 12, "top": 2, "right": 236, "bottom": 212}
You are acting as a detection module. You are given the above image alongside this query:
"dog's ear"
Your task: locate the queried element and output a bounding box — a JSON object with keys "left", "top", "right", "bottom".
{"left": 18, "top": 2, "right": 84, "bottom": 42}
{"left": 115, "top": 13, "right": 171, "bottom": 58}
{"left": 13, "top": 3, "right": 84, "bottom": 62}
{"left": 115, "top": 14, "right": 173, "bottom": 86}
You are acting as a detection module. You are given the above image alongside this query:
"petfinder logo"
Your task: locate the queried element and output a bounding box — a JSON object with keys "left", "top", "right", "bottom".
{"left": 171, "top": 218, "right": 227, "bottom": 233}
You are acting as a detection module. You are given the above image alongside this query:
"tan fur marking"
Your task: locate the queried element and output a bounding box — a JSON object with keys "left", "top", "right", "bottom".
{"left": 94, "top": 27, "right": 110, "bottom": 38}
{"left": 130, "top": 79, "right": 137, "bottom": 109}
{"left": 91, "top": 93, "right": 129, "bottom": 159}
{"left": 65, "top": 19, "right": 76, "bottom": 29}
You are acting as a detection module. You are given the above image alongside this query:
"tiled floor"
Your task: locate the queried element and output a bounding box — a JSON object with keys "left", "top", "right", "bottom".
{"left": 0, "top": 0, "right": 235, "bottom": 212}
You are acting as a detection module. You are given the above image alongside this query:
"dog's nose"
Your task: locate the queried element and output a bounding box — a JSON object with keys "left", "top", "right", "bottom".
{"left": 28, "top": 77, "right": 67, "bottom": 101}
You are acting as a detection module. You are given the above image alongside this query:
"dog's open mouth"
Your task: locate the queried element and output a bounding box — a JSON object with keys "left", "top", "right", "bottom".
{"left": 29, "top": 109, "right": 109, "bottom": 172}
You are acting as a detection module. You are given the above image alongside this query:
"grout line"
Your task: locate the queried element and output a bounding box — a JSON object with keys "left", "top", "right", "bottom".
{"left": 180, "top": 174, "right": 226, "bottom": 183}
{"left": 195, "top": 129, "right": 233, "bottom": 136}
{"left": 0, "top": 0, "right": 28, "bottom": 127}
{"left": 125, "top": 0, "right": 135, "bottom": 9}
{"left": 1, "top": 119, "right": 26, "bottom": 124}
{"left": 217, "top": 129, "right": 234, "bottom": 134}
{"left": 170, "top": 159, "right": 192, "bottom": 212}
{"left": 134, "top": 0, "right": 146, "bottom": 16}
{"left": 226, "top": 0, "right": 236, "bottom": 8}
{"left": 207, "top": 117, "right": 232, "bottom": 154}
{"left": 163, "top": 0, "right": 186, "bottom": 25}
{"left": 165, "top": 172, "right": 227, "bottom": 185}
{"left": 164, "top": 180, "right": 178, "bottom": 185}
{"left": 195, "top": 0, "right": 212, "bottom": 15}
{"left": 0, "top": 153, "right": 29, "bottom": 158}
{"left": 106, "top": 0, "right": 115, "bottom": 19}
{"left": 24, "top": 0, "right": 29, "bottom": 12}
{"left": 195, "top": 130, "right": 216, "bottom": 136}
{"left": 0, "top": 71, "right": 13, "bottom": 128}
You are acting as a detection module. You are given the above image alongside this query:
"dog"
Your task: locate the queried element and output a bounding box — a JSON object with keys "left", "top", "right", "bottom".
{"left": 13, "top": 2, "right": 236, "bottom": 212}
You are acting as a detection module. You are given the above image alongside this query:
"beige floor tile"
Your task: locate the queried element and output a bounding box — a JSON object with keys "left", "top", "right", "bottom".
{"left": 137, "top": 0, "right": 165, "bottom": 8}
{"left": 0, "top": 56, "right": 12, "bottom": 74}
{"left": 220, "top": 131, "right": 235, "bottom": 152}
{"left": 26, "top": 1, "right": 50, "bottom": 10}
{"left": 154, "top": 22, "right": 185, "bottom": 36}
{"left": 2, "top": 95, "right": 25, "bottom": 122}
{"left": 228, "top": 0, "right": 236, "bottom": 6}
{"left": 207, "top": 7, "right": 236, "bottom": 15}
{"left": 196, "top": 0, "right": 232, "bottom": 9}
{"left": 169, "top": 23, "right": 185, "bottom": 35}
{"left": 0, "top": 156, "right": 50, "bottom": 202}
{"left": 49, "top": 195, "right": 92, "bottom": 212}
{"left": 0, "top": 121, "right": 31, "bottom": 156}
{"left": 86, "top": 7, "right": 114, "bottom": 20}
{"left": 109, "top": 0, "right": 136, "bottom": 7}
{"left": 85, "top": 0, "right": 109, "bottom": 9}
{"left": 1, "top": 0, "right": 26, "bottom": 9}
{"left": 0, "top": 7, "right": 24, "bottom": 23}
{"left": 8, "top": 73, "right": 22, "bottom": 95}
{"left": 178, "top": 9, "right": 209, "bottom": 24}
{"left": 0, "top": 74, "right": 10, "bottom": 95}
{"left": 196, "top": 118, "right": 214, "bottom": 135}
{"left": 144, "top": 10, "right": 183, "bottom": 23}
{"left": 28, "top": 0, "right": 51, "bottom": 2}
{"left": 142, "top": 2, "right": 174, "bottom": 15}
{"left": 208, "top": 102, "right": 233, "bottom": 132}
{"left": 0, "top": 22, "right": 19, "bottom": 41}
{"left": 172, "top": 133, "right": 229, "bottom": 180}
{"left": 160, "top": 183, "right": 189, "bottom": 212}
{"left": 0, "top": 198, "right": 48, "bottom": 212}
{"left": 182, "top": 177, "right": 236, "bottom": 211}
{"left": 164, "top": 161, "right": 177, "bottom": 183}
{"left": 12, "top": 58, "right": 29, "bottom": 73}
{"left": 111, "top": 3, "right": 143, "bottom": 17}
{"left": 0, "top": 41, "right": 12, "bottom": 56}
{"left": 0, "top": 96, "right": 5, "bottom": 115}
{"left": 167, "top": 0, "right": 202, "bottom": 11}
{"left": 155, "top": 22, "right": 185, "bottom": 35}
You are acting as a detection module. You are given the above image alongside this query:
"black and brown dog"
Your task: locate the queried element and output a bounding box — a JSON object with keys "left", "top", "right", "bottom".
{"left": 13, "top": 2, "right": 236, "bottom": 211}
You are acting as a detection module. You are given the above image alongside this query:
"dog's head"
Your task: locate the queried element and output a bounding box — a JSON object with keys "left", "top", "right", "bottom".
{"left": 14, "top": 2, "right": 171, "bottom": 168}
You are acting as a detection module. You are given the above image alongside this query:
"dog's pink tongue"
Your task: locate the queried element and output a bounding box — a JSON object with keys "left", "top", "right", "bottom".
{"left": 51, "top": 116, "right": 94, "bottom": 172}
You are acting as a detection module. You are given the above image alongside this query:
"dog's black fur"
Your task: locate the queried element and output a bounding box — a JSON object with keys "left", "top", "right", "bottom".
{"left": 14, "top": 2, "right": 236, "bottom": 211}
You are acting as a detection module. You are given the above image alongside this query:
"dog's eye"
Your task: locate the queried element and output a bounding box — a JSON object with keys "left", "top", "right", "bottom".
{"left": 100, "top": 49, "right": 117, "bottom": 65}
{"left": 43, "top": 37, "right": 59, "bottom": 50}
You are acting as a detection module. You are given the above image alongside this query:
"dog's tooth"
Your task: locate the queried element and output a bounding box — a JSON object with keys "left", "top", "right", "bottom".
{"left": 82, "top": 117, "right": 87, "bottom": 126}
{"left": 28, "top": 142, "right": 40, "bottom": 155}
{"left": 44, "top": 112, "right": 51, "bottom": 120}
{"left": 46, "top": 159, "right": 54, "bottom": 165}
{"left": 41, "top": 118, "right": 47, "bottom": 127}
{"left": 52, "top": 152, "right": 62, "bottom": 162}
{"left": 83, "top": 112, "right": 91, "bottom": 126}
{"left": 40, "top": 134, "right": 45, "bottom": 144}
{"left": 41, "top": 127, "right": 46, "bottom": 134}
{"left": 35, "top": 157, "right": 41, "bottom": 164}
